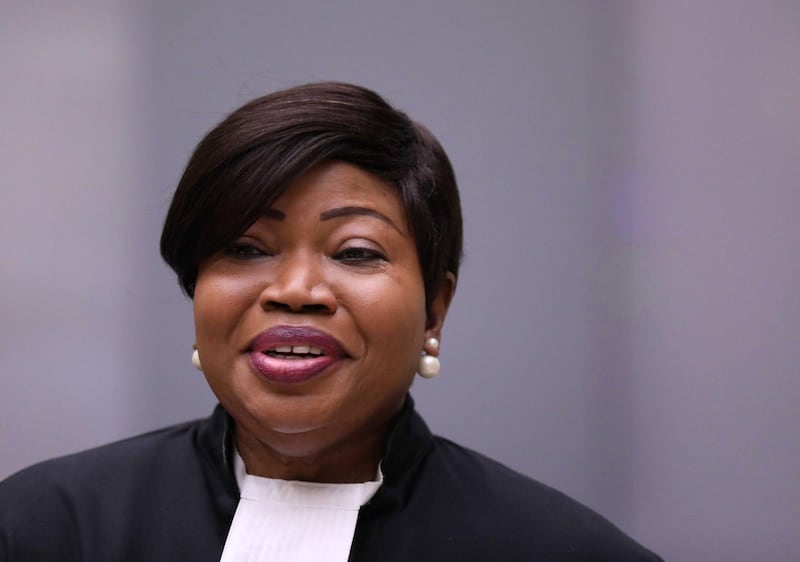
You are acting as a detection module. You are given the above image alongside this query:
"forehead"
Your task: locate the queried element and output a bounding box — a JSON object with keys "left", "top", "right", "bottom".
{"left": 269, "top": 161, "right": 408, "bottom": 225}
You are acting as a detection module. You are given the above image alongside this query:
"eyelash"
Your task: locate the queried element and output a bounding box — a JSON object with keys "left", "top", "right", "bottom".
{"left": 223, "top": 243, "right": 386, "bottom": 263}
{"left": 334, "top": 247, "right": 387, "bottom": 263}
{"left": 224, "top": 242, "right": 267, "bottom": 258}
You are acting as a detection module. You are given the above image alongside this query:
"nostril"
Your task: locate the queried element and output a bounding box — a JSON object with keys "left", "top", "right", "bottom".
{"left": 300, "top": 303, "right": 330, "bottom": 313}
{"left": 264, "top": 300, "right": 292, "bottom": 311}
{"left": 263, "top": 301, "right": 332, "bottom": 314}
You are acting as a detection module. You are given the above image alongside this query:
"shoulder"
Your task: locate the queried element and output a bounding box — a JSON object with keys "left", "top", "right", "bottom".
{"left": 427, "top": 435, "right": 581, "bottom": 517}
{"left": 0, "top": 417, "right": 212, "bottom": 561}
{"left": 418, "top": 436, "right": 662, "bottom": 561}
{"left": 2, "top": 416, "right": 204, "bottom": 496}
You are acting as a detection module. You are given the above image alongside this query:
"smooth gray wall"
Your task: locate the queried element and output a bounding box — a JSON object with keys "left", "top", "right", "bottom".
{"left": 2, "top": 2, "right": 798, "bottom": 560}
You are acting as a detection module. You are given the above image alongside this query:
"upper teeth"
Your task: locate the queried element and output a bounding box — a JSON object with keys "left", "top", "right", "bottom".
{"left": 272, "top": 345, "right": 323, "bottom": 355}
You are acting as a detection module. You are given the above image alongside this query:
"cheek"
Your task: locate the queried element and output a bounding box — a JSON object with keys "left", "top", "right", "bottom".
{"left": 193, "top": 281, "right": 222, "bottom": 337}
{"left": 193, "top": 274, "right": 257, "bottom": 348}
{"left": 344, "top": 274, "right": 427, "bottom": 358}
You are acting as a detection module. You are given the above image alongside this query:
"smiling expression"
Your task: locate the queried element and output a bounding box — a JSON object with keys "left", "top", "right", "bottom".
{"left": 192, "top": 161, "right": 452, "bottom": 480}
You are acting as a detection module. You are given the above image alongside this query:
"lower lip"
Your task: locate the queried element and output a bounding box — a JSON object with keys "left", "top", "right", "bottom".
{"left": 247, "top": 352, "right": 337, "bottom": 384}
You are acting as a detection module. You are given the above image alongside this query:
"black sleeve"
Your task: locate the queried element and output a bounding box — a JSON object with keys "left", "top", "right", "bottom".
{"left": 0, "top": 414, "right": 235, "bottom": 562}
{"left": 0, "top": 465, "right": 83, "bottom": 562}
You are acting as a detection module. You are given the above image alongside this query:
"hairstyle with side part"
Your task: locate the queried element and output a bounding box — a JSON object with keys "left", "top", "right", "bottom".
{"left": 160, "top": 82, "right": 463, "bottom": 310}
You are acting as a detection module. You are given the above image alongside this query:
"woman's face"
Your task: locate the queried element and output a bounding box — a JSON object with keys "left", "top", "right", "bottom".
{"left": 193, "top": 161, "right": 452, "bottom": 474}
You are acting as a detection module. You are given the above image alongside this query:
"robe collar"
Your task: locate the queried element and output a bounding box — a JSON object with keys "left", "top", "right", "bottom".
{"left": 197, "top": 395, "right": 434, "bottom": 517}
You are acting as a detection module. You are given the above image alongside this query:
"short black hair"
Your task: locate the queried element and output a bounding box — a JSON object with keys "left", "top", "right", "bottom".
{"left": 160, "top": 82, "right": 462, "bottom": 310}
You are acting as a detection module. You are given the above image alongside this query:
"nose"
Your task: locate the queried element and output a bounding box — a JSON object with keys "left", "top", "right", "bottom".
{"left": 258, "top": 251, "right": 337, "bottom": 314}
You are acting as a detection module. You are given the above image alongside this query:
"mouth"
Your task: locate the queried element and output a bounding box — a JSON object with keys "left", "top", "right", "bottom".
{"left": 247, "top": 325, "right": 346, "bottom": 383}
{"left": 262, "top": 345, "right": 326, "bottom": 359}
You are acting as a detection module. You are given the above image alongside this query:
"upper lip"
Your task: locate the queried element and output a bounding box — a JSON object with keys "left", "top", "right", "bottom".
{"left": 248, "top": 325, "right": 346, "bottom": 357}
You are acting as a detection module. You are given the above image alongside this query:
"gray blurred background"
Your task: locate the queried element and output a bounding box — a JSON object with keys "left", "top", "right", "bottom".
{"left": 2, "top": 1, "right": 798, "bottom": 560}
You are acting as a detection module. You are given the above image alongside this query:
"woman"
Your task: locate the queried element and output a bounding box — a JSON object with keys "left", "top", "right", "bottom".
{"left": 0, "top": 82, "right": 661, "bottom": 561}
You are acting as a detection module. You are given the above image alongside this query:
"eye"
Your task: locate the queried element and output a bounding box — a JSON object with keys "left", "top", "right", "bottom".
{"left": 223, "top": 241, "right": 269, "bottom": 259}
{"left": 334, "top": 246, "right": 387, "bottom": 264}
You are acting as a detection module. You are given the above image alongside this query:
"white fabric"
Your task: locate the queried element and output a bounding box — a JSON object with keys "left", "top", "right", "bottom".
{"left": 220, "top": 451, "right": 382, "bottom": 562}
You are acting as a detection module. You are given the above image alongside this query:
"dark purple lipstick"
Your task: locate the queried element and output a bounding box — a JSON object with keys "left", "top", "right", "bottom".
{"left": 247, "top": 325, "right": 346, "bottom": 384}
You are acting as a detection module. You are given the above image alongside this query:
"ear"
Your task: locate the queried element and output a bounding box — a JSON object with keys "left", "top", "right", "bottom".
{"left": 425, "top": 272, "right": 456, "bottom": 339}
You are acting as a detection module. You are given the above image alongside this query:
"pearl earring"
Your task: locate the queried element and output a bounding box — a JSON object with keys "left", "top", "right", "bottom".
{"left": 417, "top": 337, "right": 440, "bottom": 379}
{"left": 192, "top": 348, "right": 203, "bottom": 371}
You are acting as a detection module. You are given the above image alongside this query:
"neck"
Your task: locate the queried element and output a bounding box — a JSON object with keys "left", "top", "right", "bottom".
{"left": 234, "top": 422, "right": 388, "bottom": 483}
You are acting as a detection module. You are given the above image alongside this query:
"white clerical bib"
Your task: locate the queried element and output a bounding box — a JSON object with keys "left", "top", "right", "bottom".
{"left": 220, "top": 452, "right": 382, "bottom": 562}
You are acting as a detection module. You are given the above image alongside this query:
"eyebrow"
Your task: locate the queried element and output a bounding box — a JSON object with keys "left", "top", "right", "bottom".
{"left": 319, "top": 206, "right": 400, "bottom": 231}
{"left": 260, "top": 205, "right": 401, "bottom": 232}
{"left": 260, "top": 208, "right": 286, "bottom": 220}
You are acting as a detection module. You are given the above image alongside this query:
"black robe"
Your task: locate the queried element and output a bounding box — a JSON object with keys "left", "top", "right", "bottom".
{"left": 0, "top": 397, "right": 662, "bottom": 561}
